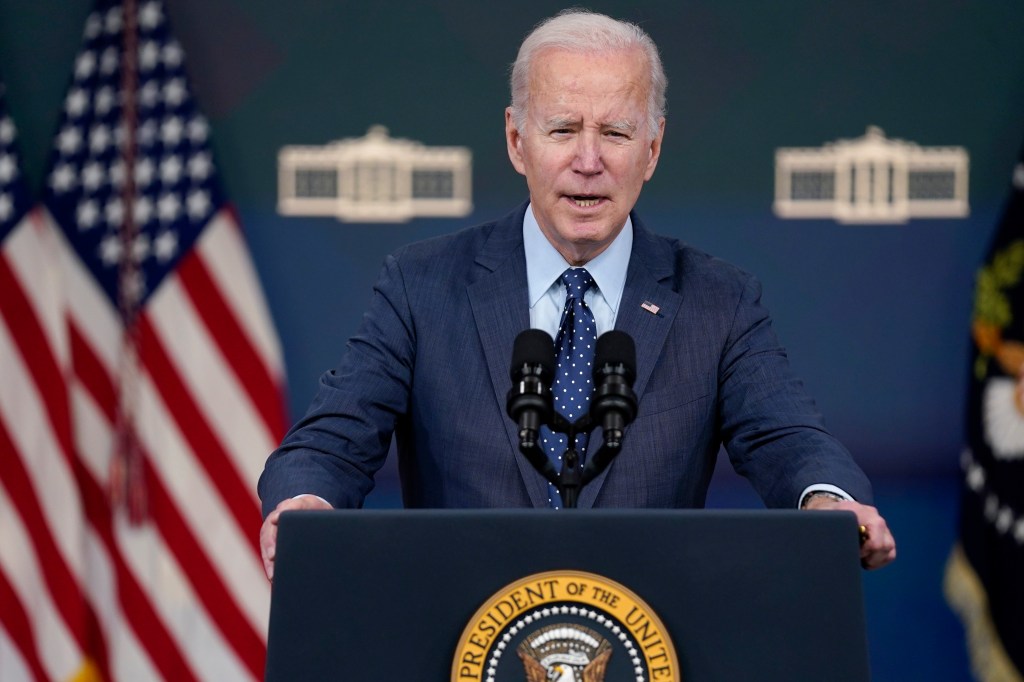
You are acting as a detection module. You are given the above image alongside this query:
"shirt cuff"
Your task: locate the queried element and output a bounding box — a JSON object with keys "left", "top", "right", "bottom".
{"left": 291, "top": 493, "right": 332, "bottom": 508}
{"left": 797, "top": 484, "right": 854, "bottom": 509}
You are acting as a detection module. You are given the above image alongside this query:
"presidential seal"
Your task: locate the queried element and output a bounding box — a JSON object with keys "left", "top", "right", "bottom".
{"left": 451, "top": 570, "right": 679, "bottom": 682}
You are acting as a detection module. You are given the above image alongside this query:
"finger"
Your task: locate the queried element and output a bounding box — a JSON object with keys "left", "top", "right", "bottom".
{"left": 260, "top": 511, "right": 280, "bottom": 581}
{"left": 860, "top": 529, "right": 896, "bottom": 569}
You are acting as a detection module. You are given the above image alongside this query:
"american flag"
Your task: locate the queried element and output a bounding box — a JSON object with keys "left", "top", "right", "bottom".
{"left": 0, "top": 0, "right": 287, "bottom": 679}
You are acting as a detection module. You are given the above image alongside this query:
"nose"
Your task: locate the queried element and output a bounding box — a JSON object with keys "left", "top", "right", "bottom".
{"left": 570, "top": 130, "right": 603, "bottom": 175}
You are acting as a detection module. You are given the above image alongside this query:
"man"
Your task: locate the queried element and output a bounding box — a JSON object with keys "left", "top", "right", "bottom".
{"left": 258, "top": 10, "right": 896, "bottom": 579}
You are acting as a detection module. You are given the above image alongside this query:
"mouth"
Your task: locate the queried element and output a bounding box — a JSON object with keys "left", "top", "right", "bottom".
{"left": 567, "top": 195, "right": 603, "bottom": 208}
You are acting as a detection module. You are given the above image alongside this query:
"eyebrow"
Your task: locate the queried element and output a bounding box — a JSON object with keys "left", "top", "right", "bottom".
{"left": 605, "top": 120, "right": 638, "bottom": 134}
{"left": 542, "top": 117, "right": 639, "bottom": 134}
{"left": 543, "top": 116, "right": 580, "bottom": 130}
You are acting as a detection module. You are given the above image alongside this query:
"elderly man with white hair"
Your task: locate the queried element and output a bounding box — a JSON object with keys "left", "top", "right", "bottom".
{"left": 258, "top": 9, "right": 896, "bottom": 579}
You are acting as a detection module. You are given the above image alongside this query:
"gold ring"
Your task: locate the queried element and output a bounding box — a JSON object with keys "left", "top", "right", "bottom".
{"left": 859, "top": 525, "right": 869, "bottom": 544}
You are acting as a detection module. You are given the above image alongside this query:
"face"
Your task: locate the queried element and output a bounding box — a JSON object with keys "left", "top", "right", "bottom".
{"left": 506, "top": 47, "right": 664, "bottom": 265}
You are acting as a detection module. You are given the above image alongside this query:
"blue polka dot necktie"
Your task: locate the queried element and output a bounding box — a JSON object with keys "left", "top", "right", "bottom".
{"left": 541, "top": 267, "right": 597, "bottom": 508}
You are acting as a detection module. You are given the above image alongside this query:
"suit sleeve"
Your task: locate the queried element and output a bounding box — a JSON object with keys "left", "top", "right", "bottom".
{"left": 257, "top": 253, "right": 414, "bottom": 517}
{"left": 716, "top": 273, "right": 873, "bottom": 508}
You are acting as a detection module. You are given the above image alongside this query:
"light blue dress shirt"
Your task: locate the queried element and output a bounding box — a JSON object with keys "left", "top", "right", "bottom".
{"left": 523, "top": 203, "right": 631, "bottom": 337}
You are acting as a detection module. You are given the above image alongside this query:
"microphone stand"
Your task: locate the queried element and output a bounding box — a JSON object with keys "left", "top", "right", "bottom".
{"left": 507, "top": 330, "right": 637, "bottom": 510}
{"left": 515, "top": 413, "right": 623, "bottom": 509}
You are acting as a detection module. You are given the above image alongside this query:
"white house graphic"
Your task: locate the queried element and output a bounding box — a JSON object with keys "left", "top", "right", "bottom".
{"left": 774, "top": 126, "right": 968, "bottom": 224}
{"left": 278, "top": 125, "right": 472, "bottom": 222}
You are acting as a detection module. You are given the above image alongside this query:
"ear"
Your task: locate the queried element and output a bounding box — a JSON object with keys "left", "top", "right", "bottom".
{"left": 643, "top": 117, "right": 666, "bottom": 181}
{"left": 505, "top": 107, "right": 527, "bottom": 176}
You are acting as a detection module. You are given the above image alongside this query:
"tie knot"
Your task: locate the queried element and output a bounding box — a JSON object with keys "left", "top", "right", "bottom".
{"left": 561, "top": 267, "right": 595, "bottom": 300}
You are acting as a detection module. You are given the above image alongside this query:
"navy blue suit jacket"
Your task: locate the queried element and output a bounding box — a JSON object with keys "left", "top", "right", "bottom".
{"left": 258, "top": 203, "right": 872, "bottom": 516}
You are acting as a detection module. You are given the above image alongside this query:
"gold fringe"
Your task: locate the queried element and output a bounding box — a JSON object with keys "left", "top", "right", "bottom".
{"left": 68, "top": 659, "right": 103, "bottom": 682}
{"left": 944, "top": 544, "right": 1023, "bottom": 682}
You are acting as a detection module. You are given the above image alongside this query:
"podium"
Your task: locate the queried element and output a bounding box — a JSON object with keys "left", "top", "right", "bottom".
{"left": 265, "top": 509, "right": 870, "bottom": 681}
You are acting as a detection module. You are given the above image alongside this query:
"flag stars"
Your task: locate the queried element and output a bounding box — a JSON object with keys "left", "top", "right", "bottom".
{"left": 160, "top": 155, "right": 183, "bottom": 185}
{"left": 104, "top": 6, "right": 123, "bottom": 35}
{"left": 0, "top": 154, "right": 17, "bottom": 184}
{"left": 133, "top": 196, "right": 154, "bottom": 225}
{"left": 157, "top": 192, "right": 181, "bottom": 222}
{"left": 139, "top": 81, "right": 160, "bottom": 108}
{"left": 187, "top": 116, "right": 209, "bottom": 144}
{"left": 77, "top": 199, "right": 100, "bottom": 230}
{"left": 65, "top": 88, "right": 89, "bottom": 118}
{"left": 140, "top": 1, "right": 164, "bottom": 31}
{"left": 135, "top": 158, "right": 155, "bottom": 188}
{"left": 0, "top": 118, "right": 14, "bottom": 145}
{"left": 163, "top": 41, "right": 183, "bottom": 68}
{"left": 35, "top": 7, "right": 232, "bottom": 311}
{"left": 164, "top": 79, "right": 187, "bottom": 108}
{"left": 105, "top": 197, "right": 124, "bottom": 226}
{"left": 82, "top": 161, "right": 105, "bottom": 192}
{"left": 187, "top": 189, "right": 211, "bottom": 220}
{"left": 89, "top": 124, "right": 112, "bottom": 154}
{"left": 137, "top": 120, "right": 158, "bottom": 147}
{"left": 996, "top": 507, "right": 1013, "bottom": 534}
{"left": 161, "top": 116, "right": 184, "bottom": 146}
{"left": 57, "top": 125, "right": 83, "bottom": 155}
{"left": 100, "top": 46, "right": 119, "bottom": 76}
{"left": 75, "top": 50, "right": 97, "bottom": 80}
{"left": 966, "top": 464, "right": 985, "bottom": 492}
{"left": 49, "top": 163, "right": 77, "bottom": 193}
{"left": 139, "top": 41, "right": 160, "bottom": 71}
{"left": 154, "top": 230, "right": 178, "bottom": 262}
{"left": 95, "top": 86, "right": 116, "bottom": 116}
{"left": 98, "top": 233, "right": 122, "bottom": 265}
{"left": 84, "top": 12, "right": 103, "bottom": 39}
{"left": 188, "top": 152, "right": 213, "bottom": 180}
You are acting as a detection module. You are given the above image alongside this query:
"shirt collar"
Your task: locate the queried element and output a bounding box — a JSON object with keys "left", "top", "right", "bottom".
{"left": 523, "top": 202, "right": 632, "bottom": 313}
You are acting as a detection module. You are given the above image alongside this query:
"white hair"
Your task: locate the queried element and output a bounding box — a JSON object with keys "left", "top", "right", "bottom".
{"left": 509, "top": 9, "right": 667, "bottom": 140}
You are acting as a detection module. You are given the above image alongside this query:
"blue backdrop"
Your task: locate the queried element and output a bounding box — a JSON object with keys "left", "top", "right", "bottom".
{"left": 2, "top": 1, "right": 1023, "bottom": 678}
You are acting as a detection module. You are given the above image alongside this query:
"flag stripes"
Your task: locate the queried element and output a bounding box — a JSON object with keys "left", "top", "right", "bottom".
{"left": 0, "top": 477, "right": 83, "bottom": 681}
{"left": 0, "top": 577, "right": 48, "bottom": 682}
{"left": 0, "top": 1, "right": 287, "bottom": 677}
{"left": 52, "top": 208, "right": 274, "bottom": 680}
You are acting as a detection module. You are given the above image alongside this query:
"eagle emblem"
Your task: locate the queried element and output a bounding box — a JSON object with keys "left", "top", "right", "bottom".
{"left": 517, "top": 624, "right": 612, "bottom": 682}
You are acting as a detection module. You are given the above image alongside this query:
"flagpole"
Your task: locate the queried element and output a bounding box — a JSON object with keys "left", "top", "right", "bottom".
{"left": 110, "top": 0, "right": 147, "bottom": 522}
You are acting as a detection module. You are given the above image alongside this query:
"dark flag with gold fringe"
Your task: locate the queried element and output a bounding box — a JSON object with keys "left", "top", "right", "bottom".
{"left": 946, "top": 139, "right": 1024, "bottom": 681}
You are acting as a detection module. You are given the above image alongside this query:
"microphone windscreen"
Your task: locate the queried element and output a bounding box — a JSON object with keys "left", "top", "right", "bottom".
{"left": 594, "top": 331, "right": 636, "bottom": 384}
{"left": 510, "top": 329, "right": 556, "bottom": 377}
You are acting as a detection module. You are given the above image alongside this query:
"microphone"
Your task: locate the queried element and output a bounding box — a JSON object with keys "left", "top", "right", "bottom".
{"left": 589, "top": 331, "right": 638, "bottom": 449}
{"left": 506, "top": 329, "right": 555, "bottom": 450}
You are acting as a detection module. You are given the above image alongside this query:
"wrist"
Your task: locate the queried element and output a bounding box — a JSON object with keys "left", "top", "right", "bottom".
{"left": 801, "top": 490, "right": 846, "bottom": 509}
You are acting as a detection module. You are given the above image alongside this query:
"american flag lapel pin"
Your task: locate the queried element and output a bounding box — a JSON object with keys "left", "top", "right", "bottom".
{"left": 640, "top": 301, "right": 661, "bottom": 315}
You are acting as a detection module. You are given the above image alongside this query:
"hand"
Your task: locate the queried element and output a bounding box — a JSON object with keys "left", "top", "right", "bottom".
{"left": 802, "top": 496, "right": 897, "bottom": 570}
{"left": 260, "top": 495, "right": 333, "bottom": 581}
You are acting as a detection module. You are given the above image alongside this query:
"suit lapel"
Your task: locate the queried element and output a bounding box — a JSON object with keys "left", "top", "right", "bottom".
{"left": 467, "top": 205, "right": 551, "bottom": 507}
{"left": 577, "top": 215, "right": 683, "bottom": 508}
